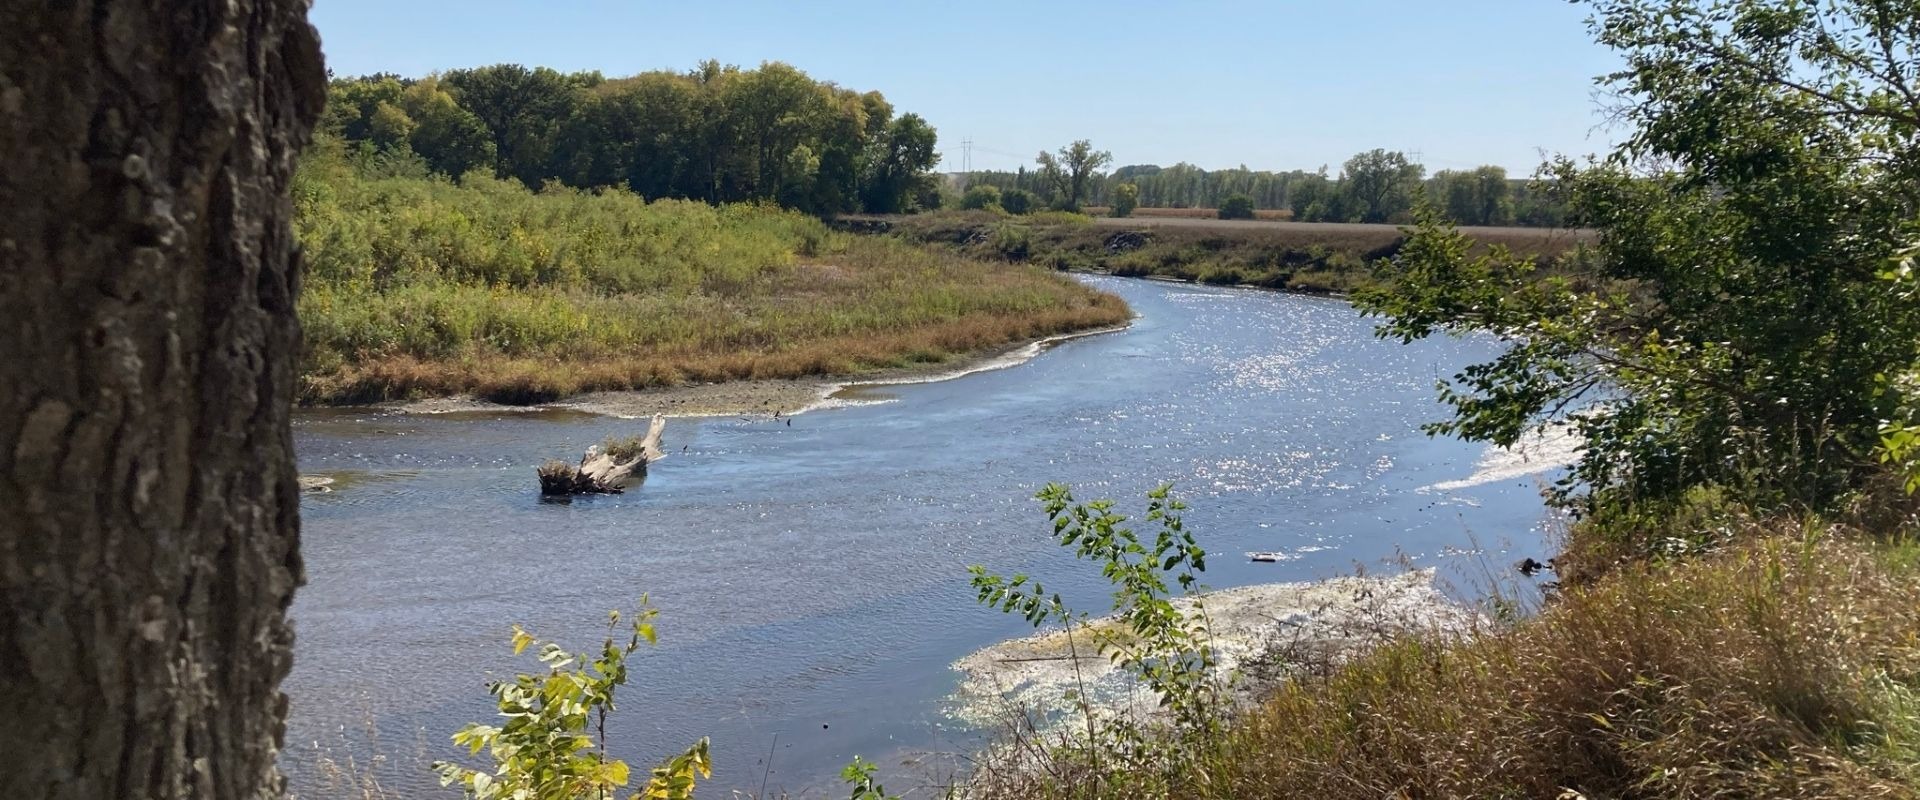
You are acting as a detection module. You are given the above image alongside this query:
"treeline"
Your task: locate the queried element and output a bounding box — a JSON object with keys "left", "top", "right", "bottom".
{"left": 321, "top": 61, "right": 943, "bottom": 215}
{"left": 963, "top": 149, "right": 1568, "bottom": 226}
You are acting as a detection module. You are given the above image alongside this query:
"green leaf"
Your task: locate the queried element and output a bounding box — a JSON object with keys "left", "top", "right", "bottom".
{"left": 510, "top": 626, "right": 535, "bottom": 656}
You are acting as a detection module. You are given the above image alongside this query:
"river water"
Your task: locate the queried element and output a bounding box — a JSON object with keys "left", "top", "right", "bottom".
{"left": 284, "top": 276, "right": 1559, "bottom": 797}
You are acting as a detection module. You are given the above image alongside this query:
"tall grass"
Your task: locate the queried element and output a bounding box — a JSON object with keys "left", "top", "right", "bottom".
{"left": 968, "top": 525, "right": 1920, "bottom": 800}
{"left": 293, "top": 158, "right": 1128, "bottom": 404}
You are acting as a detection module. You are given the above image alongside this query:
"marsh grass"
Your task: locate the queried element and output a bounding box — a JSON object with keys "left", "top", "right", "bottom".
{"left": 293, "top": 160, "right": 1128, "bottom": 404}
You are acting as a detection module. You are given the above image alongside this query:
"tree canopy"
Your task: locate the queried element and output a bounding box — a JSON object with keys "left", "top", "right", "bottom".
{"left": 321, "top": 61, "right": 943, "bottom": 215}
{"left": 965, "top": 152, "right": 1566, "bottom": 226}
{"left": 1357, "top": 0, "right": 1920, "bottom": 517}
{"left": 1036, "top": 139, "right": 1113, "bottom": 212}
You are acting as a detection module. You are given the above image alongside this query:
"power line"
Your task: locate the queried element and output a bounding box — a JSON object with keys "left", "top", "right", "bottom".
{"left": 970, "top": 143, "right": 1032, "bottom": 161}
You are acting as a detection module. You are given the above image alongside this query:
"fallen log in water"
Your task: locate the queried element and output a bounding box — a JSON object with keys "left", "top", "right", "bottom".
{"left": 538, "top": 414, "right": 666, "bottom": 495}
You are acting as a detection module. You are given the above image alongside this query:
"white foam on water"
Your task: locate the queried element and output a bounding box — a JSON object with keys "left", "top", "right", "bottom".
{"left": 1422, "top": 424, "right": 1584, "bottom": 492}
{"left": 794, "top": 322, "right": 1134, "bottom": 414}
{"left": 805, "top": 394, "right": 900, "bottom": 412}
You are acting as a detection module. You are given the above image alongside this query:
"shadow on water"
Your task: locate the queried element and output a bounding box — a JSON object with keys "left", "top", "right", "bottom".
{"left": 283, "top": 276, "right": 1559, "bottom": 798}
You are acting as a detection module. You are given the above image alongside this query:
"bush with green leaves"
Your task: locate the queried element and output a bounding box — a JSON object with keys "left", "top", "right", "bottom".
{"left": 1000, "top": 188, "right": 1037, "bottom": 215}
{"left": 961, "top": 184, "right": 1004, "bottom": 212}
{"left": 968, "top": 484, "right": 1223, "bottom": 794}
{"left": 432, "top": 602, "right": 712, "bottom": 800}
{"left": 1215, "top": 194, "right": 1254, "bottom": 220}
{"left": 839, "top": 757, "right": 902, "bottom": 800}
{"left": 434, "top": 603, "right": 915, "bottom": 800}
{"left": 1108, "top": 182, "right": 1139, "bottom": 218}
{"left": 992, "top": 223, "right": 1032, "bottom": 261}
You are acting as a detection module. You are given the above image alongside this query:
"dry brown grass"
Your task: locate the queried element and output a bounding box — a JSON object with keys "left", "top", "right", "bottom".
{"left": 967, "top": 529, "right": 1920, "bottom": 800}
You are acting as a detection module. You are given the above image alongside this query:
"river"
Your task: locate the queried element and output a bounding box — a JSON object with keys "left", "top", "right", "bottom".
{"left": 284, "top": 276, "right": 1559, "bottom": 797}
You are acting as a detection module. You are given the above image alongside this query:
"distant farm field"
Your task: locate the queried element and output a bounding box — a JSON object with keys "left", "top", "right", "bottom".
{"left": 861, "top": 210, "right": 1593, "bottom": 296}
{"left": 1084, "top": 206, "right": 1294, "bottom": 221}
{"left": 1085, "top": 214, "right": 1594, "bottom": 254}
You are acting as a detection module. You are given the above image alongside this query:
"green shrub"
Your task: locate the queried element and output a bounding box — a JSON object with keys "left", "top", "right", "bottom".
{"left": 1001, "top": 188, "right": 1037, "bottom": 215}
{"left": 1110, "top": 182, "right": 1139, "bottom": 218}
{"left": 968, "top": 485, "right": 1222, "bottom": 796}
{"left": 1217, "top": 194, "right": 1255, "bottom": 220}
{"left": 992, "top": 223, "right": 1032, "bottom": 260}
{"left": 433, "top": 603, "right": 712, "bottom": 800}
{"left": 960, "top": 184, "right": 1003, "bottom": 211}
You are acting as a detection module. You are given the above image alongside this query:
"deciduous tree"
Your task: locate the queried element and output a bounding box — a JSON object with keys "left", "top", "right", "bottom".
{"left": 1037, "top": 139, "right": 1113, "bottom": 212}
{"left": 443, "top": 64, "right": 582, "bottom": 185}
{"left": 403, "top": 78, "right": 495, "bottom": 179}
{"left": 860, "top": 113, "right": 940, "bottom": 213}
{"left": 1360, "top": 0, "right": 1920, "bottom": 514}
{"left": 1340, "top": 149, "right": 1423, "bottom": 223}
{"left": 0, "top": 2, "right": 324, "bottom": 798}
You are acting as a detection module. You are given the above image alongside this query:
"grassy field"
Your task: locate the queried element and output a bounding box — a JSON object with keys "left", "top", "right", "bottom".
{"left": 872, "top": 210, "right": 1591, "bottom": 294}
{"left": 294, "top": 164, "right": 1128, "bottom": 405}
{"left": 1084, "top": 206, "right": 1295, "bottom": 221}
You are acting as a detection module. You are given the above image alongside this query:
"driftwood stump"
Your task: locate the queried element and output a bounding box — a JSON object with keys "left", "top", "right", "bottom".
{"left": 538, "top": 414, "right": 667, "bottom": 495}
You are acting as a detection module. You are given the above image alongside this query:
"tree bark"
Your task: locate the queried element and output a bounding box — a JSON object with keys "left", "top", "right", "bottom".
{"left": 0, "top": 3, "right": 324, "bottom": 799}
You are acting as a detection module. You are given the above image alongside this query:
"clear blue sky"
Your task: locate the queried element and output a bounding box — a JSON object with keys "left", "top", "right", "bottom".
{"left": 311, "top": 0, "right": 1622, "bottom": 174}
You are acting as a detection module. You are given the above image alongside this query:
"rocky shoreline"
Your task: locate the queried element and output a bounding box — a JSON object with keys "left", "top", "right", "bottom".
{"left": 948, "top": 569, "right": 1478, "bottom": 729}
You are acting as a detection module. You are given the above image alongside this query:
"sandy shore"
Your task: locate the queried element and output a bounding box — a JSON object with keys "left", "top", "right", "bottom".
{"left": 385, "top": 323, "right": 1132, "bottom": 420}
{"left": 948, "top": 569, "right": 1477, "bottom": 729}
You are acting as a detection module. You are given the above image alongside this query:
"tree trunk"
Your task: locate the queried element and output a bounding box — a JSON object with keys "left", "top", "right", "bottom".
{"left": 0, "top": 3, "right": 324, "bottom": 799}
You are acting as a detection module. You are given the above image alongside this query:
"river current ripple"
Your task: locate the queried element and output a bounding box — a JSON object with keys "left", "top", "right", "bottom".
{"left": 285, "top": 276, "right": 1558, "bottom": 797}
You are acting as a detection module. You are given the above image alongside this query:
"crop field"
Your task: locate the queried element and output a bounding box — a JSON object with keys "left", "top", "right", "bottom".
{"left": 1083, "top": 206, "right": 1294, "bottom": 221}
